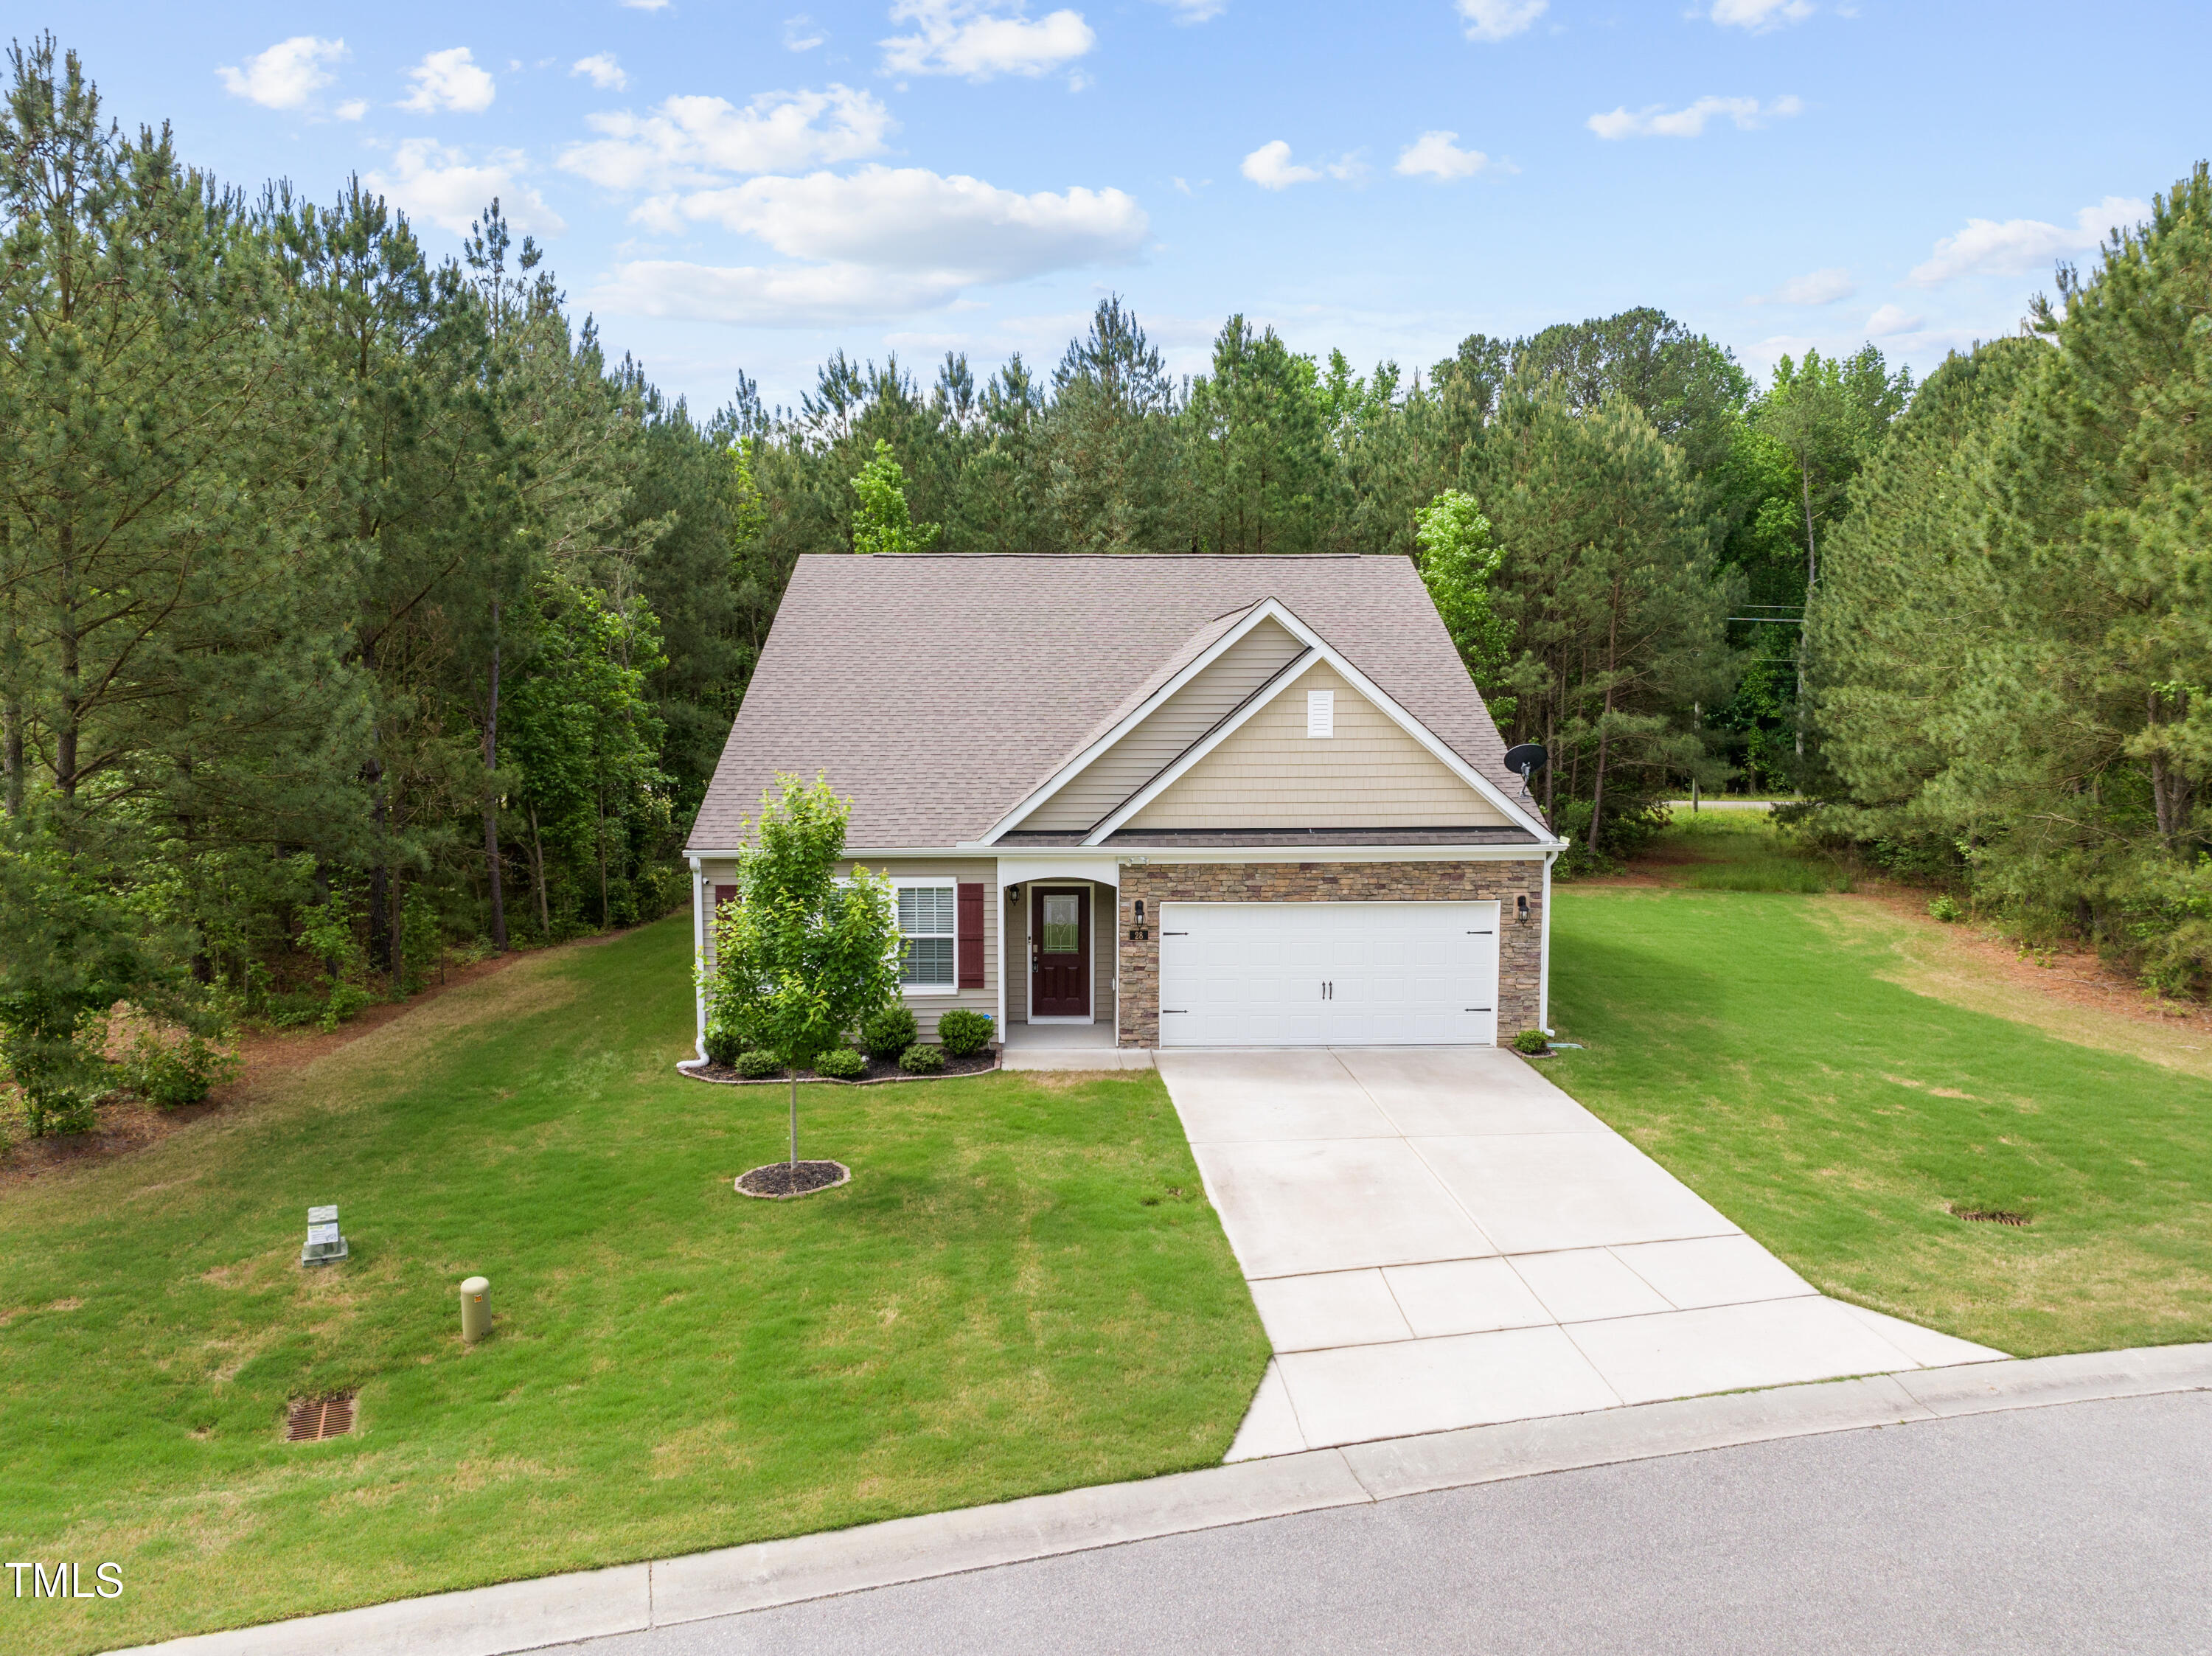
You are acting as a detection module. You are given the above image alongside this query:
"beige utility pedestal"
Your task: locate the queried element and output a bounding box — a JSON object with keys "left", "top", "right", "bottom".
{"left": 459, "top": 1276, "right": 492, "bottom": 1343}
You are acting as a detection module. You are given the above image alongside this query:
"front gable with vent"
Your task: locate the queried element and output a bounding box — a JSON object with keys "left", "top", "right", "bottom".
{"left": 978, "top": 597, "right": 1549, "bottom": 849}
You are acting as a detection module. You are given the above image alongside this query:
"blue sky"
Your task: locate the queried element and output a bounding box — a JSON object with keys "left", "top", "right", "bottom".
{"left": 55, "top": 1, "right": 2210, "bottom": 412}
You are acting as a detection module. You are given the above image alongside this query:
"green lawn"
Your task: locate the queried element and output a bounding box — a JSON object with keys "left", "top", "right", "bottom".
{"left": 1634, "top": 807, "right": 1854, "bottom": 892}
{"left": 0, "top": 918, "right": 1267, "bottom": 1656}
{"left": 1545, "top": 878, "right": 2212, "bottom": 1359}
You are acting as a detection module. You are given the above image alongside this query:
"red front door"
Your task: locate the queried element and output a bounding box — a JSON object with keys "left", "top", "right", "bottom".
{"left": 1032, "top": 888, "right": 1089, "bottom": 1017}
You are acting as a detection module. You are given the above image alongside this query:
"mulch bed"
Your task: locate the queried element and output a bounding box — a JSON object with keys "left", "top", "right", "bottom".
{"left": 678, "top": 1050, "right": 1001, "bottom": 1087}
{"left": 737, "top": 1159, "right": 851, "bottom": 1199}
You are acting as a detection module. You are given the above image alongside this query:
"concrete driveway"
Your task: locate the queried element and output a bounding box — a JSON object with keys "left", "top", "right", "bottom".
{"left": 1157, "top": 1048, "right": 2003, "bottom": 1456}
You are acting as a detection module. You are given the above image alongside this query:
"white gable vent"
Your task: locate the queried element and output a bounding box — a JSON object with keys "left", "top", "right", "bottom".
{"left": 1307, "top": 689, "right": 1335, "bottom": 737}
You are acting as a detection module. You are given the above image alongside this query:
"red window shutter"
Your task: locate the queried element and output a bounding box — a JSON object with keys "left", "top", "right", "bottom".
{"left": 957, "top": 883, "right": 985, "bottom": 988}
{"left": 712, "top": 884, "right": 737, "bottom": 913}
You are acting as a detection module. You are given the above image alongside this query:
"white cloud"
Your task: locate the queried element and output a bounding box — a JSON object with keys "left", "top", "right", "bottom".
{"left": 1587, "top": 94, "right": 1801, "bottom": 139}
{"left": 658, "top": 166, "right": 1146, "bottom": 276}
{"left": 571, "top": 53, "right": 627, "bottom": 91}
{"left": 1457, "top": 0, "right": 1547, "bottom": 41}
{"left": 882, "top": 1, "right": 1096, "bottom": 80}
{"left": 594, "top": 167, "right": 1145, "bottom": 325}
{"left": 401, "top": 48, "right": 497, "bottom": 114}
{"left": 621, "top": 0, "right": 672, "bottom": 10}
{"left": 364, "top": 139, "right": 565, "bottom": 236}
{"left": 216, "top": 36, "right": 347, "bottom": 111}
{"left": 1394, "top": 131, "right": 1492, "bottom": 181}
{"left": 1748, "top": 267, "right": 1855, "bottom": 305}
{"left": 1709, "top": 0, "right": 1814, "bottom": 29}
{"left": 1242, "top": 140, "right": 1318, "bottom": 189}
{"left": 335, "top": 99, "right": 369, "bottom": 122}
{"left": 1155, "top": 0, "right": 1228, "bottom": 18}
{"left": 784, "top": 14, "right": 827, "bottom": 49}
{"left": 1907, "top": 195, "right": 2152, "bottom": 286}
{"left": 560, "top": 86, "right": 891, "bottom": 192}
{"left": 1864, "top": 303, "right": 1923, "bottom": 336}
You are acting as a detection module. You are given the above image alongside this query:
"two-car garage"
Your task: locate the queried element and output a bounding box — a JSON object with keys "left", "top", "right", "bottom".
{"left": 1155, "top": 902, "right": 1501, "bottom": 1048}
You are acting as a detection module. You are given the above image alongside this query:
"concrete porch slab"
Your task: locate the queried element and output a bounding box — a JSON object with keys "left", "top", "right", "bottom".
{"left": 1000, "top": 1046, "right": 1155, "bottom": 1071}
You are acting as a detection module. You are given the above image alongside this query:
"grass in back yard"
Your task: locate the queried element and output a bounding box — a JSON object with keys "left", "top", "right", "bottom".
{"left": 0, "top": 917, "right": 1267, "bottom": 1656}
{"left": 1544, "top": 885, "right": 2212, "bottom": 1359}
{"left": 1627, "top": 808, "right": 1854, "bottom": 893}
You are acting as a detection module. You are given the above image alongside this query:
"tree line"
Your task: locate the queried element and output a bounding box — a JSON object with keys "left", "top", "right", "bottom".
{"left": 738, "top": 291, "right": 1910, "bottom": 852}
{"left": 1806, "top": 162, "right": 2211, "bottom": 995}
{"left": 0, "top": 39, "right": 754, "bottom": 1129}
{"left": 15, "top": 35, "right": 2193, "bottom": 1138}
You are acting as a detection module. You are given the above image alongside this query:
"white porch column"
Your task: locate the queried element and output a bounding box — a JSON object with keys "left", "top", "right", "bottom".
{"left": 1540, "top": 846, "right": 1558, "bottom": 1035}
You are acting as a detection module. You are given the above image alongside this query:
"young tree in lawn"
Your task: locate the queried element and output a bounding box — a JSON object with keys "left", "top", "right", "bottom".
{"left": 702, "top": 775, "right": 900, "bottom": 1168}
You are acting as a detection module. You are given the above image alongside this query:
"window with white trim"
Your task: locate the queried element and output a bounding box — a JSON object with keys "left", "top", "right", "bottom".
{"left": 896, "top": 882, "right": 957, "bottom": 989}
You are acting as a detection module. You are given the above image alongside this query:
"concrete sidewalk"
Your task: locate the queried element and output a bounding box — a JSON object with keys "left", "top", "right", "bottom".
{"left": 108, "top": 1343, "right": 2212, "bottom": 1656}
{"left": 1154, "top": 1048, "right": 2002, "bottom": 1459}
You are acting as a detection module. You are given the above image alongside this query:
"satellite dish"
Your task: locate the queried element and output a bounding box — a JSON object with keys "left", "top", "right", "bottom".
{"left": 1504, "top": 742, "right": 1548, "bottom": 780}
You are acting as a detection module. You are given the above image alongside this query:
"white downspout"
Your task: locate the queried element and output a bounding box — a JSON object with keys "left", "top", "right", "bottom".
{"left": 690, "top": 857, "right": 707, "bottom": 1060}
{"left": 994, "top": 863, "right": 1006, "bottom": 1045}
{"left": 1540, "top": 846, "right": 1559, "bottom": 1037}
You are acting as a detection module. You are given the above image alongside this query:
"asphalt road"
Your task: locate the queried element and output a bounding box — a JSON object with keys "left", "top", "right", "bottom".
{"left": 577, "top": 1394, "right": 2212, "bottom": 1656}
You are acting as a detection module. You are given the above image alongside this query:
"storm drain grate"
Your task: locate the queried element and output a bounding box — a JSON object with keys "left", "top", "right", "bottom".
{"left": 1952, "top": 1208, "right": 2031, "bottom": 1227}
{"left": 285, "top": 1391, "right": 358, "bottom": 1442}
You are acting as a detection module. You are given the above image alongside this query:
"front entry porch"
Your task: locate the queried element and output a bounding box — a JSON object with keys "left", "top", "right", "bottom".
{"left": 1000, "top": 1020, "right": 1155, "bottom": 1071}
{"left": 1000, "top": 874, "right": 1118, "bottom": 1042}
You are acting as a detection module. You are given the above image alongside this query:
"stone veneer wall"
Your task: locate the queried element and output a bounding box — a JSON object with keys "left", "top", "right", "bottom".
{"left": 1116, "top": 860, "right": 1547, "bottom": 1048}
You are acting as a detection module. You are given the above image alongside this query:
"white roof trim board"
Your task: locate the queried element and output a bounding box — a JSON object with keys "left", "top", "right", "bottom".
{"left": 1079, "top": 605, "right": 1555, "bottom": 846}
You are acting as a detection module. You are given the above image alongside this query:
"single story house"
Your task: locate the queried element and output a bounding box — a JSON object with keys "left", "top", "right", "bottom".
{"left": 685, "top": 554, "right": 1566, "bottom": 1052}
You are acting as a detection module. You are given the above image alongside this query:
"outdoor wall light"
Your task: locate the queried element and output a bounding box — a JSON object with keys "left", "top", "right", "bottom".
{"left": 1133, "top": 900, "right": 1145, "bottom": 925}
{"left": 1517, "top": 894, "right": 1531, "bottom": 926}
{"left": 1006, "top": 884, "right": 1021, "bottom": 904}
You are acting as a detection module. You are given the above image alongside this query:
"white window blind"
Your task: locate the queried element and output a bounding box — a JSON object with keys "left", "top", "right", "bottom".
{"left": 1307, "top": 689, "right": 1335, "bottom": 737}
{"left": 897, "top": 885, "right": 956, "bottom": 986}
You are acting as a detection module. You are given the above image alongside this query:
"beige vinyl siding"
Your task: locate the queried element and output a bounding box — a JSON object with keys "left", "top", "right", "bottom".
{"left": 1127, "top": 662, "right": 1512, "bottom": 830}
{"left": 1006, "top": 880, "right": 1114, "bottom": 1026}
{"left": 1023, "top": 619, "right": 1308, "bottom": 832}
{"left": 840, "top": 858, "right": 997, "bottom": 1042}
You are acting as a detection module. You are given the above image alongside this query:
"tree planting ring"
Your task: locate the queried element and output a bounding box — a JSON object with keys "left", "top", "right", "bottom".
{"left": 737, "top": 1160, "right": 850, "bottom": 1200}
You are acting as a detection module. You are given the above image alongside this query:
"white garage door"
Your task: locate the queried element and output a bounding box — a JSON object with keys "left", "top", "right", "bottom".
{"left": 1157, "top": 902, "right": 1499, "bottom": 1048}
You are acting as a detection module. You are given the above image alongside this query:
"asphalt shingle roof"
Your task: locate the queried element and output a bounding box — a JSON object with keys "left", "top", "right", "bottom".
{"left": 686, "top": 554, "right": 1531, "bottom": 852}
